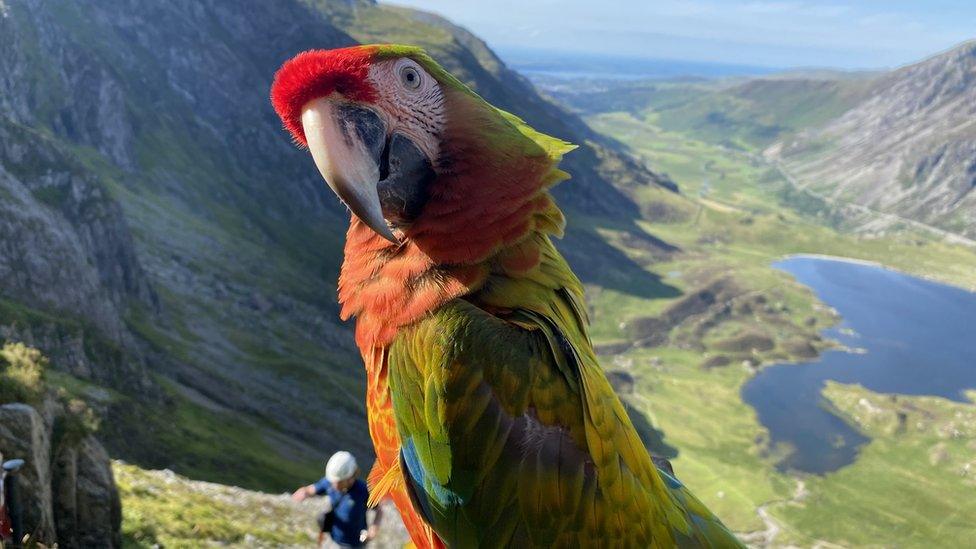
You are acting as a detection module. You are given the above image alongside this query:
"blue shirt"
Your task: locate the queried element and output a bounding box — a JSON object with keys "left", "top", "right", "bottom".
{"left": 313, "top": 478, "right": 369, "bottom": 546}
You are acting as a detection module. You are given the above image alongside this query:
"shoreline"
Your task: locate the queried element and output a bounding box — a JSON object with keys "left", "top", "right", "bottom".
{"left": 776, "top": 253, "right": 976, "bottom": 292}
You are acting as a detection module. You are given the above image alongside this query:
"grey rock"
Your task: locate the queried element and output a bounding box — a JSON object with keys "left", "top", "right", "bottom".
{"left": 0, "top": 403, "right": 56, "bottom": 544}
{"left": 53, "top": 437, "right": 123, "bottom": 549}
{"left": 0, "top": 400, "right": 122, "bottom": 548}
{"left": 771, "top": 41, "right": 976, "bottom": 239}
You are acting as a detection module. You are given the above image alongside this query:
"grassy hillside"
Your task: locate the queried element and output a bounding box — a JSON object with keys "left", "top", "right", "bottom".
{"left": 115, "top": 461, "right": 408, "bottom": 548}
{"left": 545, "top": 73, "right": 976, "bottom": 546}
{"left": 776, "top": 383, "right": 976, "bottom": 546}
{"left": 547, "top": 74, "right": 873, "bottom": 150}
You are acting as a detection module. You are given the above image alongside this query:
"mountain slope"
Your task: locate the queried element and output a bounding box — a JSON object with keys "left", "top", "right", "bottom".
{"left": 542, "top": 73, "right": 872, "bottom": 151}
{"left": 0, "top": 0, "right": 677, "bottom": 492}
{"left": 770, "top": 41, "right": 976, "bottom": 238}
{"left": 312, "top": 1, "right": 674, "bottom": 216}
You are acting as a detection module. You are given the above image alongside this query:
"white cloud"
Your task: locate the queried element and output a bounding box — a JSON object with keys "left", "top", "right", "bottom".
{"left": 388, "top": 0, "right": 975, "bottom": 69}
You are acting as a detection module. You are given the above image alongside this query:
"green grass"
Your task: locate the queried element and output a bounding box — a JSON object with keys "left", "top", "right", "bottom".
{"left": 570, "top": 92, "right": 976, "bottom": 545}
{"left": 101, "top": 378, "right": 324, "bottom": 494}
{"left": 772, "top": 384, "right": 976, "bottom": 547}
{"left": 627, "top": 347, "right": 795, "bottom": 530}
{"left": 116, "top": 461, "right": 317, "bottom": 548}
{"left": 0, "top": 342, "right": 47, "bottom": 406}
{"left": 587, "top": 111, "right": 785, "bottom": 210}
{"left": 558, "top": 76, "right": 870, "bottom": 150}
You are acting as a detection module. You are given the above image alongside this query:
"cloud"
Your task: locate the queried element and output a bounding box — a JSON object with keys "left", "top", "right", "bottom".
{"left": 391, "top": 0, "right": 975, "bottom": 69}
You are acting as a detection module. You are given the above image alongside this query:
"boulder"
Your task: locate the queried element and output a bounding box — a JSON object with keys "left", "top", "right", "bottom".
{"left": 0, "top": 400, "right": 121, "bottom": 547}
{"left": 0, "top": 403, "right": 55, "bottom": 544}
{"left": 53, "top": 436, "right": 123, "bottom": 548}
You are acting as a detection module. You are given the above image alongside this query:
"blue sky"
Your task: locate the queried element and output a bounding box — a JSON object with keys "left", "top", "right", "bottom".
{"left": 389, "top": 1, "right": 976, "bottom": 69}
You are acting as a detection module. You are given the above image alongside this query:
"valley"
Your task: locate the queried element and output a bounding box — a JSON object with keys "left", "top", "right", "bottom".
{"left": 2, "top": 1, "right": 976, "bottom": 547}
{"left": 531, "top": 62, "right": 976, "bottom": 546}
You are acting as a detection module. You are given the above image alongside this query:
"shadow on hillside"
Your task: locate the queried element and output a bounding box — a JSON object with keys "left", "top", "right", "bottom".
{"left": 558, "top": 223, "right": 682, "bottom": 301}
{"left": 624, "top": 399, "right": 679, "bottom": 460}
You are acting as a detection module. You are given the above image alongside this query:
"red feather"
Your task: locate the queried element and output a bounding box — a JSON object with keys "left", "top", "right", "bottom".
{"left": 269, "top": 46, "right": 378, "bottom": 146}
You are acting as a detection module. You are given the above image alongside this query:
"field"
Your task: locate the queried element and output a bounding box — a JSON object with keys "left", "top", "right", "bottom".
{"left": 562, "top": 82, "right": 976, "bottom": 545}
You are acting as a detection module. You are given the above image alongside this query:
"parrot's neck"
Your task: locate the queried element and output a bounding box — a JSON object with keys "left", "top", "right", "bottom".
{"left": 338, "top": 92, "right": 575, "bottom": 353}
{"left": 338, "top": 201, "right": 564, "bottom": 353}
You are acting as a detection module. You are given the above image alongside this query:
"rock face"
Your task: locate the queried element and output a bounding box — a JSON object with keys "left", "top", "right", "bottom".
{"left": 0, "top": 400, "right": 121, "bottom": 547}
{"left": 771, "top": 41, "right": 976, "bottom": 239}
{"left": 0, "top": 403, "right": 55, "bottom": 543}
{"left": 52, "top": 437, "right": 123, "bottom": 548}
{"left": 0, "top": 11, "right": 157, "bottom": 394}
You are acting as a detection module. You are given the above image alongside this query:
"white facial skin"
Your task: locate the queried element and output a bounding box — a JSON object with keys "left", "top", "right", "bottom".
{"left": 299, "top": 57, "right": 446, "bottom": 242}
{"left": 366, "top": 57, "right": 445, "bottom": 165}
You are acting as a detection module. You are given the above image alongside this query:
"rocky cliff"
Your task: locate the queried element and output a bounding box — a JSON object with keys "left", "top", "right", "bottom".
{"left": 0, "top": 343, "right": 121, "bottom": 547}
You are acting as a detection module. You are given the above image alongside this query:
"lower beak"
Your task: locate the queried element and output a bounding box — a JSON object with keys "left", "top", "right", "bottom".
{"left": 301, "top": 97, "right": 397, "bottom": 243}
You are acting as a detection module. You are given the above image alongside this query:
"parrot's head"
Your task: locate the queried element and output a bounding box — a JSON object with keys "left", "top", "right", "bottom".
{"left": 271, "top": 45, "right": 448, "bottom": 243}
{"left": 271, "top": 45, "right": 574, "bottom": 264}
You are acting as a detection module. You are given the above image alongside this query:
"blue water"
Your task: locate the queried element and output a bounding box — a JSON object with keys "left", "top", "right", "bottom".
{"left": 498, "top": 47, "right": 778, "bottom": 81}
{"left": 741, "top": 256, "right": 976, "bottom": 474}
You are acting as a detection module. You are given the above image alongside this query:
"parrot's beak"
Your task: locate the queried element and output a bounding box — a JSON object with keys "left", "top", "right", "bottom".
{"left": 301, "top": 97, "right": 397, "bottom": 243}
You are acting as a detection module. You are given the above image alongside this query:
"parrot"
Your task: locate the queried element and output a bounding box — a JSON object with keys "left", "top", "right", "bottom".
{"left": 270, "top": 44, "right": 743, "bottom": 548}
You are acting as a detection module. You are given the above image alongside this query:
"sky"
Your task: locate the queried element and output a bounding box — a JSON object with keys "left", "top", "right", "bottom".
{"left": 389, "top": 1, "right": 976, "bottom": 70}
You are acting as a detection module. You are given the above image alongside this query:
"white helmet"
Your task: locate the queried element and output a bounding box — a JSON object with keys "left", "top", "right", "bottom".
{"left": 325, "top": 451, "right": 358, "bottom": 482}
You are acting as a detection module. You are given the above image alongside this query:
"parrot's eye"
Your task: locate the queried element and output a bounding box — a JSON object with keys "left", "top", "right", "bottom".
{"left": 399, "top": 65, "right": 422, "bottom": 91}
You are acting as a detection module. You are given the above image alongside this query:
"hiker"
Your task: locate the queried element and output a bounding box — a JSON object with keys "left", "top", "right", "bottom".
{"left": 292, "top": 451, "right": 382, "bottom": 548}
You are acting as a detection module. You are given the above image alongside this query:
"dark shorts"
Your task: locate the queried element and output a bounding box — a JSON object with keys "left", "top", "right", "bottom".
{"left": 316, "top": 510, "right": 335, "bottom": 533}
{"left": 316, "top": 512, "right": 367, "bottom": 547}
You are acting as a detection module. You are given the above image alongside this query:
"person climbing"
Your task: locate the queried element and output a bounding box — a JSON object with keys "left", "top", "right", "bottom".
{"left": 292, "top": 451, "right": 382, "bottom": 548}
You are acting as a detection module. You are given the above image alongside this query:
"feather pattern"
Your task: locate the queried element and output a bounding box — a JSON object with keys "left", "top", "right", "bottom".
{"left": 316, "top": 45, "right": 742, "bottom": 548}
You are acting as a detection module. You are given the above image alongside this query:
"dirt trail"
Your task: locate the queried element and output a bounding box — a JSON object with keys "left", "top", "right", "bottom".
{"left": 738, "top": 478, "right": 846, "bottom": 549}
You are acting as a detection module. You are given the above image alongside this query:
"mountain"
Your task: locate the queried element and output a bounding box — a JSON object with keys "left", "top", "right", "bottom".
{"left": 769, "top": 41, "right": 976, "bottom": 239}
{"left": 540, "top": 73, "right": 873, "bottom": 150}
{"left": 543, "top": 40, "right": 976, "bottom": 240}
{"left": 0, "top": 0, "right": 673, "bottom": 499}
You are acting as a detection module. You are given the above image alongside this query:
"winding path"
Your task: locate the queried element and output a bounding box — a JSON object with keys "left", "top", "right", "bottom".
{"left": 738, "top": 478, "right": 846, "bottom": 549}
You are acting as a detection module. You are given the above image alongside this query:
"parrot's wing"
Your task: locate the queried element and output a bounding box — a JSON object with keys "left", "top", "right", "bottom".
{"left": 386, "top": 297, "right": 742, "bottom": 548}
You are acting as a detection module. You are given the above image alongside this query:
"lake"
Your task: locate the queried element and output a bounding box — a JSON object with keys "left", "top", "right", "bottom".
{"left": 741, "top": 255, "right": 976, "bottom": 474}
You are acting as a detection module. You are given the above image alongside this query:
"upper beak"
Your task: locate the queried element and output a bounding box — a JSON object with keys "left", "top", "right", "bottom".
{"left": 301, "top": 97, "right": 397, "bottom": 243}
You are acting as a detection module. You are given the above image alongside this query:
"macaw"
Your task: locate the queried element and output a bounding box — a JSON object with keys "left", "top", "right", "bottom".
{"left": 270, "top": 45, "right": 742, "bottom": 548}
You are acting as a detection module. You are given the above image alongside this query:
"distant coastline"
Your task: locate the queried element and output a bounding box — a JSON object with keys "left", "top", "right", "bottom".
{"left": 498, "top": 46, "right": 780, "bottom": 80}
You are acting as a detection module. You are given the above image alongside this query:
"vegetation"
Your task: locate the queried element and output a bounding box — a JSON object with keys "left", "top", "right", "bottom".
{"left": 0, "top": 342, "right": 47, "bottom": 405}
{"left": 557, "top": 75, "right": 873, "bottom": 150}
{"left": 97, "top": 378, "right": 324, "bottom": 494}
{"left": 556, "top": 77, "right": 976, "bottom": 546}
{"left": 115, "top": 461, "right": 317, "bottom": 548}
{"left": 116, "top": 461, "right": 405, "bottom": 549}
{"left": 775, "top": 383, "right": 976, "bottom": 546}
{"left": 0, "top": 342, "right": 100, "bottom": 446}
